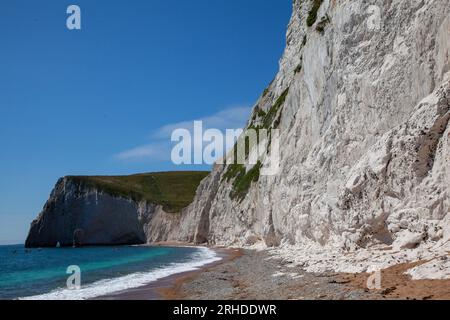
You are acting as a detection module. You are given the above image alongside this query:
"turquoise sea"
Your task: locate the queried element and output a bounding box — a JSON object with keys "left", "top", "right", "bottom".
{"left": 0, "top": 244, "right": 219, "bottom": 300}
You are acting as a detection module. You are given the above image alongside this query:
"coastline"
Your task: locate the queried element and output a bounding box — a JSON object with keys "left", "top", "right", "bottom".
{"left": 97, "top": 246, "right": 450, "bottom": 301}
{"left": 94, "top": 246, "right": 241, "bottom": 300}
{"left": 155, "top": 248, "right": 380, "bottom": 300}
{"left": 95, "top": 246, "right": 379, "bottom": 300}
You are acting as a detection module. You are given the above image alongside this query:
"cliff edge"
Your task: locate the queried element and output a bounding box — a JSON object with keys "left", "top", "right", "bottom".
{"left": 25, "top": 172, "right": 208, "bottom": 248}
{"left": 163, "top": 0, "right": 450, "bottom": 276}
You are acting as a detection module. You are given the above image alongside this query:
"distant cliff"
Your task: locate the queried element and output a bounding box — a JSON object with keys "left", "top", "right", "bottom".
{"left": 25, "top": 172, "right": 208, "bottom": 248}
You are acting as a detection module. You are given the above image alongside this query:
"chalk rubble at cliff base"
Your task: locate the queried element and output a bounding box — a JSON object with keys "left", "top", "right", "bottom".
{"left": 245, "top": 239, "right": 450, "bottom": 280}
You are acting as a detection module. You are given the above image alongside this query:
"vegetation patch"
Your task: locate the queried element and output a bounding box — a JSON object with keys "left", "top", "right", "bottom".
{"left": 222, "top": 135, "right": 261, "bottom": 201}
{"left": 223, "top": 87, "right": 290, "bottom": 201}
{"left": 68, "top": 171, "right": 209, "bottom": 213}
{"left": 315, "top": 15, "right": 330, "bottom": 33}
{"left": 249, "top": 87, "right": 289, "bottom": 131}
{"left": 306, "top": 0, "right": 324, "bottom": 27}
{"left": 254, "top": 106, "right": 267, "bottom": 119}
{"left": 263, "top": 88, "right": 289, "bottom": 129}
{"left": 229, "top": 161, "right": 262, "bottom": 202}
{"left": 223, "top": 162, "right": 245, "bottom": 182}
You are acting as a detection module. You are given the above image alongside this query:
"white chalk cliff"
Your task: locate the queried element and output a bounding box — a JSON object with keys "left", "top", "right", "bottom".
{"left": 27, "top": 0, "right": 450, "bottom": 278}
{"left": 166, "top": 0, "right": 450, "bottom": 275}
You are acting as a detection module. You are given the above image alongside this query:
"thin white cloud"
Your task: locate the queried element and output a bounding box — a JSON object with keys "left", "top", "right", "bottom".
{"left": 114, "top": 143, "right": 170, "bottom": 162}
{"left": 114, "top": 105, "right": 251, "bottom": 162}
{"left": 152, "top": 106, "right": 251, "bottom": 139}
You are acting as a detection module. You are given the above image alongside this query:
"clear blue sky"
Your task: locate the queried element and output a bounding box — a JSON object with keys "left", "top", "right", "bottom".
{"left": 0, "top": 0, "right": 291, "bottom": 245}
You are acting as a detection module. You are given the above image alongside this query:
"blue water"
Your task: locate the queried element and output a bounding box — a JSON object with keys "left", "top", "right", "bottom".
{"left": 0, "top": 245, "right": 217, "bottom": 300}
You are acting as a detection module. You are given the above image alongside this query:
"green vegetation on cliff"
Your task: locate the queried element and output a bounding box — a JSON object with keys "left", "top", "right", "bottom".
{"left": 230, "top": 161, "right": 262, "bottom": 201}
{"left": 306, "top": 0, "right": 323, "bottom": 27}
{"left": 222, "top": 87, "right": 290, "bottom": 201}
{"left": 67, "top": 171, "right": 209, "bottom": 213}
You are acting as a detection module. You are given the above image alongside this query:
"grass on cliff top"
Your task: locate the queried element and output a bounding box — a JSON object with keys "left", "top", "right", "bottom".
{"left": 67, "top": 171, "right": 209, "bottom": 213}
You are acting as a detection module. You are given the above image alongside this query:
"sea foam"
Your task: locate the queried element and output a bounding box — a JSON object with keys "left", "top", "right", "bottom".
{"left": 20, "top": 247, "right": 220, "bottom": 300}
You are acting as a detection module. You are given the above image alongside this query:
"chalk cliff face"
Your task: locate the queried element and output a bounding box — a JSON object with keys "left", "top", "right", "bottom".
{"left": 26, "top": 178, "right": 148, "bottom": 247}
{"left": 27, "top": 0, "right": 450, "bottom": 259}
{"left": 169, "top": 0, "right": 450, "bottom": 254}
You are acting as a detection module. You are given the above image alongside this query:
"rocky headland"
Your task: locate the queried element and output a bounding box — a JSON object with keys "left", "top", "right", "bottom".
{"left": 27, "top": 0, "right": 450, "bottom": 283}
